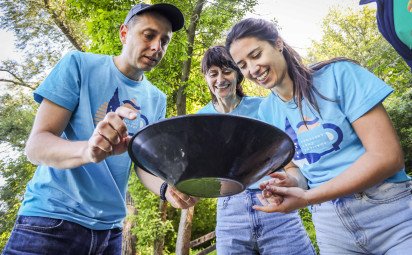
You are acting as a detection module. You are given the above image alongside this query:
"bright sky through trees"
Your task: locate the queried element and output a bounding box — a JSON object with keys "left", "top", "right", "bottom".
{"left": 0, "top": 0, "right": 367, "bottom": 61}
{"left": 247, "top": 0, "right": 365, "bottom": 55}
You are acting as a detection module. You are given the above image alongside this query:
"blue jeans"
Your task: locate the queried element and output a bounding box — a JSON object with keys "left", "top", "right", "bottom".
{"left": 312, "top": 181, "right": 412, "bottom": 254}
{"left": 2, "top": 216, "right": 122, "bottom": 255}
{"left": 216, "top": 189, "right": 316, "bottom": 255}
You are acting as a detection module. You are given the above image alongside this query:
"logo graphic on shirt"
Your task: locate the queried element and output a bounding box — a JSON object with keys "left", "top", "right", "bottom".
{"left": 285, "top": 117, "right": 343, "bottom": 167}
{"left": 94, "top": 88, "right": 148, "bottom": 135}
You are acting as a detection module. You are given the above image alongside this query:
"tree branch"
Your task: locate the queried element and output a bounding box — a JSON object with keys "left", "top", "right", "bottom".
{"left": 0, "top": 68, "right": 26, "bottom": 84}
{"left": 43, "top": 0, "right": 83, "bottom": 51}
{"left": 0, "top": 69, "right": 36, "bottom": 90}
{"left": 0, "top": 79, "right": 36, "bottom": 90}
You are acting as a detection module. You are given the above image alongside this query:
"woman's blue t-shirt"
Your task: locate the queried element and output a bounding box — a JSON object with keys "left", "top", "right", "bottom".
{"left": 258, "top": 61, "right": 410, "bottom": 188}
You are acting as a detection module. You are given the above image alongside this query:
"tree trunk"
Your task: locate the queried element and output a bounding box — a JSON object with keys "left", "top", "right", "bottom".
{"left": 176, "top": 0, "right": 207, "bottom": 116}
{"left": 122, "top": 192, "right": 137, "bottom": 255}
{"left": 175, "top": 1, "right": 206, "bottom": 253}
{"left": 176, "top": 85, "right": 187, "bottom": 115}
{"left": 153, "top": 200, "right": 168, "bottom": 255}
{"left": 175, "top": 207, "right": 195, "bottom": 255}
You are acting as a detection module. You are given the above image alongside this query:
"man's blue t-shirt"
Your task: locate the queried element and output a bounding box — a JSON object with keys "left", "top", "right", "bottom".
{"left": 197, "top": 96, "right": 270, "bottom": 189}
{"left": 19, "top": 51, "right": 166, "bottom": 230}
{"left": 258, "top": 61, "right": 410, "bottom": 188}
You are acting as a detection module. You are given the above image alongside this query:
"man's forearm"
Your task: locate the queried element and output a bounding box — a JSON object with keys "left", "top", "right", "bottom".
{"left": 25, "top": 132, "right": 89, "bottom": 169}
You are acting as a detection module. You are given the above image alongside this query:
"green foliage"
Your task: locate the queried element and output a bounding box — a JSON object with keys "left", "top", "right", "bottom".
{"left": 0, "top": 93, "right": 36, "bottom": 149}
{"left": 306, "top": 7, "right": 412, "bottom": 95}
{"left": 189, "top": 199, "right": 217, "bottom": 251}
{"left": 0, "top": 1, "right": 66, "bottom": 251}
{"left": 385, "top": 89, "right": 412, "bottom": 173}
{"left": 0, "top": 0, "right": 76, "bottom": 50}
{"left": 0, "top": 92, "right": 37, "bottom": 251}
{"left": 0, "top": 156, "right": 36, "bottom": 250}
{"left": 128, "top": 171, "right": 175, "bottom": 253}
{"left": 299, "top": 208, "right": 319, "bottom": 254}
{"left": 0, "top": 1, "right": 72, "bottom": 89}
{"left": 191, "top": 199, "right": 217, "bottom": 238}
{"left": 162, "top": 198, "right": 217, "bottom": 253}
{"left": 64, "top": 0, "right": 137, "bottom": 54}
{"left": 307, "top": 8, "right": 382, "bottom": 65}
{"left": 242, "top": 79, "right": 270, "bottom": 98}
{"left": 128, "top": 177, "right": 217, "bottom": 254}
{"left": 85, "top": 10, "right": 123, "bottom": 55}
{"left": 145, "top": 0, "right": 258, "bottom": 117}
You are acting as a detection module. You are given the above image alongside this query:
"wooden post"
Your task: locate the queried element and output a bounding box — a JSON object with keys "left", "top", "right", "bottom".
{"left": 194, "top": 244, "right": 216, "bottom": 255}
{"left": 153, "top": 200, "right": 168, "bottom": 255}
{"left": 122, "top": 192, "right": 137, "bottom": 255}
{"left": 175, "top": 207, "right": 195, "bottom": 255}
{"left": 189, "top": 231, "right": 215, "bottom": 248}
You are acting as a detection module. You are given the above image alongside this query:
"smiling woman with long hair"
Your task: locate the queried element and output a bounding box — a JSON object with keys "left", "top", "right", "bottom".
{"left": 225, "top": 18, "right": 412, "bottom": 254}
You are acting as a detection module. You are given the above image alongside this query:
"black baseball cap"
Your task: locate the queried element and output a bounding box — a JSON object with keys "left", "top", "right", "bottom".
{"left": 124, "top": 3, "right": 184, "bottom": 32}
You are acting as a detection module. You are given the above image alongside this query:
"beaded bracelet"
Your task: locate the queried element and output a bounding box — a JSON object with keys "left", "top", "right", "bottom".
{"left": 160, "top": 182, "right": 168, "bottom": 201}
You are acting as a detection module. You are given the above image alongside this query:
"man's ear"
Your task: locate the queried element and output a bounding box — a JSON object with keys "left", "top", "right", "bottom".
{"left": 119, "top": 24, "right": 128, "bottom": 44}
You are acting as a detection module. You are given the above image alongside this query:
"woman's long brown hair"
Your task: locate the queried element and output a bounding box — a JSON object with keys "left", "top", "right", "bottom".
{"left": 226, "top": 18, "right": 355, "bottom": 120}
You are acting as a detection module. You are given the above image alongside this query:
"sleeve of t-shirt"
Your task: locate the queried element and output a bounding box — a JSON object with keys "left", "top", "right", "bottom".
{"left": 333, "top": 61, "right": 393, "bottom": 123}
{"left": 34, "top": 51, "right": 82, "bottom": 111}
{"left": 159, "top": 97, "right": 166, "bottom": 120}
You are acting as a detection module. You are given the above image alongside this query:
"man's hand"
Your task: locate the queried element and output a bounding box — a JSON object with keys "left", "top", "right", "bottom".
{"left": 86, "top": 106, "right": 137, "bottom": 163}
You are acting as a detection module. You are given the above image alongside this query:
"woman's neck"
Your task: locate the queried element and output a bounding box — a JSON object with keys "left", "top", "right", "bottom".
{"left": 270, "top": 75, "right": 294, "bottom": 102}
{"left": 214, "top": 94, "right": 242, "bottom": 113}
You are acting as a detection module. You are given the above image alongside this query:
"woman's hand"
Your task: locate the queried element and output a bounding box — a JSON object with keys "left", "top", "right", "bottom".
{"left": 255, "top": 171, "right": 299, "bottom": 209}
{"left": 166, "top": 186, "right": 199, "bottom": 209}
{"left": 254, "top": 185, "right": 309, "bottom": 213}
{"left": 259, "top": 171, "right": 299, "bottom": 190}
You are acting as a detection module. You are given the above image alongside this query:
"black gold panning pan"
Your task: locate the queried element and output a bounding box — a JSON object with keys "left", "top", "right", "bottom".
{"left": 128, "top": 114, "right": 294, "bottom": 197}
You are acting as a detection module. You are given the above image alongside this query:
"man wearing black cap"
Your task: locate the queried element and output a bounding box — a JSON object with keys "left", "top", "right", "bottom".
{"left": 2, "top": 3, "right": 196, "bottom": 254}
